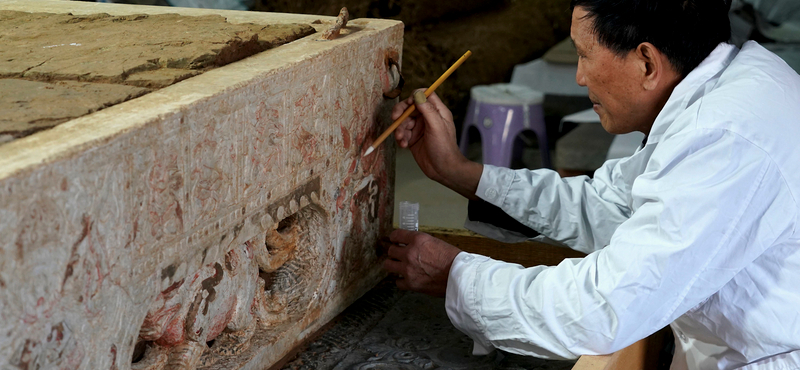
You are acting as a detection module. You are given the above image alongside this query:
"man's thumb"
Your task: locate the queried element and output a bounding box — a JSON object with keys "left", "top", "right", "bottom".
{"left": 412, "top": 90, "right": 442, "bottom": 126}
{"left": 413, "top": 90, "right": 437, "bottom": 117}
{"left": 413, "top": 90, "right": 428, "bottom": 106}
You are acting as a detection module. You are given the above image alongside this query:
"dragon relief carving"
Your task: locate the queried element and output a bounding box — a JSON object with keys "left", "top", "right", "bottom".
{"left": 254, "top": 205, "right": 329, "bottom": 327}
{"left": 131, "top": 242, "right": 260, "bottom": 370}
{"left": 131, "top": 193, "right": 330, "bottom": 369}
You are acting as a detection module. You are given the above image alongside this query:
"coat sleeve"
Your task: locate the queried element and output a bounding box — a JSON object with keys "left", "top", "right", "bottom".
{"left": 476, "top": 156, "right": 639, "bottom": 254}
{"left": 447, "top": 128, "right": 797, "bottom": 359}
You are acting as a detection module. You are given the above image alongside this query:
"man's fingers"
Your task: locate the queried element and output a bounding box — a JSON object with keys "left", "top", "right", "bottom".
{"left": 406, "top": 116, "right": 426, "bottom": 148}
{"left": 383, "top": 258, "right": 404, "bottom": 275}
{"left": 394, "top": 125, "right": 407, "bottom": 147}
{"left": 391, "top": 97, "right": 413, "bottom": 121}
{"left": 425, "top": 92, "right": 454, "bottom": 122}
{"left": 390, "top": 228, "right": 419, "bottom": 245}
{"left": 391, "top": 94, "right": 416, "bottom": 120}
{"left": 394, "top": 90, "right": 454, "bottom": 150}
{"left": 386, "top": 244, "right": 407, "bottom": 261}
{"left": 394, "top": 118, "right": 417, "bottom": 148}
{"left": 414, "top": 94, "right": 440, "bottom": 119}
{"left": 393, "top": 94, "right": 418, "bottom": 148}
{"left": 413, "top": 93, "right": 451, "bottom": 140}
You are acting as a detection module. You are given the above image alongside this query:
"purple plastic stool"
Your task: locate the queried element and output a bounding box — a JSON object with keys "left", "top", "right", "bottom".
{"left": 459, "top": 84, "right": 549, "bottom": 168}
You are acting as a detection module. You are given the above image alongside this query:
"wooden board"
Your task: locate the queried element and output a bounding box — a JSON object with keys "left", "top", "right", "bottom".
{"left": 573, "top": 329, "right": 669, "bottom": 370}
{"left": 421, "top": 226, "right": 586, "bottom": 266}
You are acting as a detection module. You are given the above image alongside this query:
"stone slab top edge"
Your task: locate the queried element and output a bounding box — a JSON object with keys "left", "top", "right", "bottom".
{"left": 0, "top": 0, "right": 403, "bottom": 180}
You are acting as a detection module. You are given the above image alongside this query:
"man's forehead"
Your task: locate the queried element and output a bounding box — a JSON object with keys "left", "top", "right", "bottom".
{"left": 570, "top": 9, "right": 594, "bottom": 50}
{"left": 572, "top": 6, "right": 592, "bottom": 24}
{"left": 570, "top": 30, "right": 589, "bottom": 52}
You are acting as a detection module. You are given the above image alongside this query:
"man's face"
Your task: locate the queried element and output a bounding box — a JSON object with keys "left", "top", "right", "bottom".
{"left": 571, "top": 7, "right": 652, "bottom": 135}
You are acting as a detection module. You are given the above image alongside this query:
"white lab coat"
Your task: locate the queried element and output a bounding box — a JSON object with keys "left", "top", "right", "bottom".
{"left": 445, "top": 42, "right": 800, "bottom": 370}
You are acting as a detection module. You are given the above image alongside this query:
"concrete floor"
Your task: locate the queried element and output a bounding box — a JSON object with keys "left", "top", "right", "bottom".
{"left": 282, "top": 278, "right": 576, "bottom": 370}
{"left": 392, "top": 149, "right": 469, "bottom": 230}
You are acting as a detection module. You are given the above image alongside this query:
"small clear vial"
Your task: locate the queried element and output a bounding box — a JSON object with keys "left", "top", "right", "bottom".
{"left": 399, "top": 201, "right": 419, "bottom": 231}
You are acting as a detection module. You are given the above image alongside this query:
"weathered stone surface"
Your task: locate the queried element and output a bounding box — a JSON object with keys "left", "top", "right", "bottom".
{"left": 123, "top": 69, "right": 202, "bottom": 89}
{"left": 0, "top": 1, "right": 403, "bottom": 369}
{"left": 0, "top": 10, "right": 315, "bottom": 83}
{"left": 0, "top": 79, "right": 150, "bottom": 137}
{"left": 0, "top": 9, "right": 315, "bottom": 140}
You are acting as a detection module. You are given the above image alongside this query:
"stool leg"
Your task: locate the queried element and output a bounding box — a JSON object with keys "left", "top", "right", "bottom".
{"left": 512, "top": 137, "right": 525, "bottom": 167}
{"left": 482, "top": 131, "right": 515, "bottom": 168}
{"left": 459, "top": 100, "right": 477, "bottom": 157}
{"left": 535, "top": 128, "right": 552, "bottom": 169}
{"left": 459, "top": 127, "right": 473, "bottom": 158}
{"left": 529, "top": 105, "right": 551, "bottom": 169}
{"left": 482, "top": 109, "right": 522, "bottom": 168}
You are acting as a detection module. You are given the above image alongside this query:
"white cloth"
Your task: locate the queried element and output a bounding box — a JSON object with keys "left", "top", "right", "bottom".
{"left": 446, "top": 41, "right": 800, "bottom": 370}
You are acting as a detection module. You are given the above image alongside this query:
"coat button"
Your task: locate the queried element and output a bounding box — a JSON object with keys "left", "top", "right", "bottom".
{"left": 485, "top": 188, "right": 498, "bottom": 201}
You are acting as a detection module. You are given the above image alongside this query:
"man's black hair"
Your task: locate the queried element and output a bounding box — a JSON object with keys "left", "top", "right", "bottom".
{"left": 570, "top": 0, "right": 732, "bottom": 77}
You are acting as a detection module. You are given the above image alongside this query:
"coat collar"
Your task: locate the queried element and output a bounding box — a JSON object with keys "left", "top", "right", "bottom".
{"left": 644, "top": 43, "right": 739, "bottom": 145}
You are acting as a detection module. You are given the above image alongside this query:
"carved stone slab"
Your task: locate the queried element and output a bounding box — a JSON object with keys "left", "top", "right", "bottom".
{"left": 0, "top": 1, "right": 403, "bottom": 369}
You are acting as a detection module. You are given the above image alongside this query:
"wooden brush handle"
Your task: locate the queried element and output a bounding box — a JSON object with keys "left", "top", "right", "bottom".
{"left": 366, "top": 50, "right": 472, "bottom": 153}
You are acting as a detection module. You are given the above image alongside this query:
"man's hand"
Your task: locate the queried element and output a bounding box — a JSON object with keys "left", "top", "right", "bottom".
{"left": 392, "top": 90, "right": 483, "bottom": 200}
{"left": 383, "top": 229, "right": 463, "bottom": 297}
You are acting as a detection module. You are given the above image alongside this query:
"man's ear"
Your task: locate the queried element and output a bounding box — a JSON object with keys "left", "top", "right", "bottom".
{"left": 636, "top": 42, "right": 662, "bottom": 91}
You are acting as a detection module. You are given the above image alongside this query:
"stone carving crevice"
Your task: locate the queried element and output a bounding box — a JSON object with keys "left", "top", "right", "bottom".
{"left": 131, "top": 181, "right": 332, "bottom": 370}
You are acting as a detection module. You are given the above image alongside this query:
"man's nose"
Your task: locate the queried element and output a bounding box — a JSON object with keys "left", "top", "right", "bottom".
{"left": 575, "top": 63, "right": 587, "bottom": 87}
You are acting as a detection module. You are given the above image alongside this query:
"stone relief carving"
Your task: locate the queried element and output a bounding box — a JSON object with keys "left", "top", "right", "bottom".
{"left": 0, "top": 7, "right": 401, "bottom": 368}
{"left": 130, "top": 182, "right": 339, "bottom": 370}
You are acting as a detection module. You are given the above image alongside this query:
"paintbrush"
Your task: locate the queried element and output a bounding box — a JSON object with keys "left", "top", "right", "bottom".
{"left": 363, "top": 50, "right": 472, "bottom": 157}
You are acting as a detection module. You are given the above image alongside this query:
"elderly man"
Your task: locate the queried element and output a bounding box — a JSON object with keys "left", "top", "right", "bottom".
{"left": 383, "top": 0, "right": 800, "bottom": 369}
